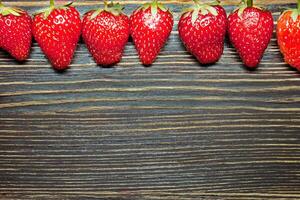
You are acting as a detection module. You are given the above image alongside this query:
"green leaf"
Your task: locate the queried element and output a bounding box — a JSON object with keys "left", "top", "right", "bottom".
{"left": 9, "top": 9, "right": 21, "bottom": 16}
{"left": 142, "top": 3, "right": 151, "bottom": 10}
{"left": 181, "top": 9, "right": 192, "bottom": 19}
{"left": 151, "top": 4, "right": 157, "bottom": 16}
{"left": 12, "top": 7, "right": 24, "bottom": 13}
{"left": 157, "top": 3, "right": 167, "bottom": 12}
{"left": 253, "top": 5, "right": 264, "bottom": 10}
{"left": 200, "top": 8, "right": 209, "bottom": 15}
{"left": 191, "top": 9, "right": 199, "bottom": 24}
{"left": 63, "top": 2, "right": 73, "bottom": 7}
{"left": 106, "top": 2, "right": 124, "bottom": 16}
{"left": 291, "top": 9, "right": 299, "bottom": 22}
{"left": 113, "top": 3, "right": 123, "bottom": 12}
{"left": 237, "top": 5, "right": 247, "bottom": 18}
{"left": 182, "top": 7, "right": 193, "bottom": 15}
{"left": 44, "top": 9, "right": 51, "bottom": 19}
{"left": 33, "top": 0, "right": 72, "bottom": 19}
{"left": 34, "top": 7, "right": 50, "bottom": 16}
{"left": 110, "top": 10, "right": 119, "bottom": 16}
{"left": 2, "top": 9, "right": 10, "bottom": 16}
{"left": 41, "top": 7, "right": 55, "bottom": 19}
{"left": 206, "top": 6, "right": 218, "bottom": 16}
{"left": 209, "top": 0, "right": 220, "bottom": 6}
{"left": 90, "top": 9, "right": 102, "bottom": 19}
{"left": 0, "top": 7, "right": 22, "bottom": 16}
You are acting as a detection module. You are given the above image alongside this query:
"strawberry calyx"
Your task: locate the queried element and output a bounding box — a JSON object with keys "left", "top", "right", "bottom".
{"left": 280, "top": 0, "right": 300, "bottom": 22}
{"left": 34, "top": 0, "right": 73, "bottom": 19}
{"left": 289, "top": 8, "right": 300, "bottom": 22}
{"left": 236, "top": 1, "right": 248, "bottom": 17}
{"left": 90, "top": 1, "right": 124, "bottom": 19}
{"left": 182, "top": 0, "right": 220, "bottom": 24}
{"left": 282, "top": 0, "right": 300, "bottom": 22}
{"left": 234, "top": 0, "right": 264, "bottom": 17}
{"left": 138, "top": 0, "right": 168, "bottom": 17}
{"left": 0, "top": 1, "right": 25, "bottom": 16}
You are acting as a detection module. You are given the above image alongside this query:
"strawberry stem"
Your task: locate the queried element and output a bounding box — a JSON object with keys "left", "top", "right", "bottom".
{"left": 151, "top": 0, "right": 159, "bottom": 7}
{"left": 104, "top": 0, "right": 108, "bottom": 10}
{"left": 247, "top": 0, "right": 253, "bottom": 7}
{"left": 50, "top": 0, "right": 55, "bottom": 7}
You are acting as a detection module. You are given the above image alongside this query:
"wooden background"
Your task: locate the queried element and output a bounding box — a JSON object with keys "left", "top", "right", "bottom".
{"left": 1, "top": 0, "right": 300, "bottom": 199}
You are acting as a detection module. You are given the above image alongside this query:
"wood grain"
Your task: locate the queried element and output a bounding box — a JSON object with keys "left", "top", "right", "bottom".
{"left": 1, "top": 1, "right": 300, "bottom": 200}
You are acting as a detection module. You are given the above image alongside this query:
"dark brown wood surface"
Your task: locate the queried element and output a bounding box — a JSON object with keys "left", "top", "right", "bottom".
{"left": 1, "top": 1, "right": 300, "bottom": 199}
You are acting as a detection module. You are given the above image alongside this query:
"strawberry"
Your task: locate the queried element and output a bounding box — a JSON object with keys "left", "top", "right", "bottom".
{"left": 32, "top": 0, "right": 81, "bottom": 70}
{"left": 130, "top": 0, "right": 173, "bottom": 65}
{"left": 178, "top": 0, "right": 227, "bottom": 64}
{"left": 228, "top": 0, "right": 274, "bottom": 68}
{"left": 0, "top": 1, "right": 32, "bottom": 61}
{"left": 82, "top": 2, "right": 130, "bottom": 66}
{"left": 277, "top": 0, "right": 300, "bottom": 70}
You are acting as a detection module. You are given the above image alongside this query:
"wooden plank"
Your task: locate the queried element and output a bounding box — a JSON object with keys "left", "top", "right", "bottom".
{"left": 0, "top": 1, "right": 300, "bottom": 200}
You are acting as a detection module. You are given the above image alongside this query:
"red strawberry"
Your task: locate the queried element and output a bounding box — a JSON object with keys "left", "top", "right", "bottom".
{"left": 32, "top": 0, "right": 81, "bottom": 70}
{"left": 277, "top": 1, "right": 300, "bottom": 70}
{"left": 228, "top": 0, "right": 274, "bottom": 68}
{"left": 82, "top": 2, "right": 130, "bottom": 66}
{"left": 178, "top": 0, "right": 227, "bottom": 64}
{"left": 130, "top": 0, "right": 173, "bottom": 65}
{"left": 0, "top": 1, "right": 32, "bottom": 61}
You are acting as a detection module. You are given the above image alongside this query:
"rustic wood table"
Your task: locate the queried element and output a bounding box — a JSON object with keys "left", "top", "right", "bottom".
{"left": 1, "top": 0, "right": 300, "bottom": 199}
